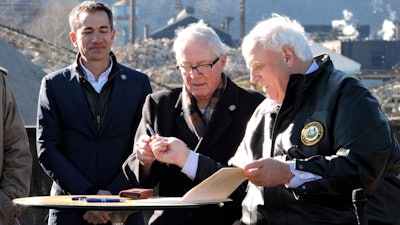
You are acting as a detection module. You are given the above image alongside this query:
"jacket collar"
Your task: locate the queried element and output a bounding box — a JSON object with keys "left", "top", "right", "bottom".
{"left": 174, "top": 76, "right": 241, "bottom": 152}
{"left": 275, "top": 54, "right": 334, "bottom": 137}
{"left": 285, "top": 54, "right": 334, "bottom": 107}
{"left": 66, "top": 52, "right": 123, "bottom": 132}
{"left": 70, "top": 52, "right": 121, "bottom": 80}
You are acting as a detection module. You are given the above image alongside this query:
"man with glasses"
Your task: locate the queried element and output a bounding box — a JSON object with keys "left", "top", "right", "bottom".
{"left": 123, "top": 20, "right": 264, "bottom": 225}
{"left": 177, "top": 57, "right": 220, "bottom": 75}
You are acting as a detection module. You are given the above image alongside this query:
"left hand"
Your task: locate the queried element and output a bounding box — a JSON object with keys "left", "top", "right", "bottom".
{"left": 83, "top": 211, "right": 110, "bottom": 224}
{"left": 243, "top": 158, "right": 293, "bottom": 187}
{"left": 83, "top": 190, "right": 112, "bottom": 224}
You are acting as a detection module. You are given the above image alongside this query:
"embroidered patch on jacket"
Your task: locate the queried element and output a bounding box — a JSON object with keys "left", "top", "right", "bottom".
{"left": 301, "top": 121, "right": 324, "bottom": 146}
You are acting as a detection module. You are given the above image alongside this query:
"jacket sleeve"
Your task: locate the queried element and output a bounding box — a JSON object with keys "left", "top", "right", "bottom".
{"left": 36, "top": 76, "right": 96, "bottom": 194}
{"left": 295, "top": 78, "right": 400, "bottom": 196}
{"left": 0, "top": 73, "right": 32, "bottom": 222}
{"left": 123, "top": 93, "right": 158, "bottom": 188}
{"left": 108, "top": 74, "right": 152, "bottom": 194}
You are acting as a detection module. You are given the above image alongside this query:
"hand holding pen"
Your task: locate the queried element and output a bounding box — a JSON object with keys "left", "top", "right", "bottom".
{"left": 135, "top": 123, "right": 157, "bottom": 167}
{"left": 149, "top": 136, "right": 190, "bottom": 168}
{"left": 144, "top": 124, "right": 191, "bottom": 168}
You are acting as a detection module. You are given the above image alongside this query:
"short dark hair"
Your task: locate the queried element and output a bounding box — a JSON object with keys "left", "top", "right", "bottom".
{"left": 69, "top": 1, "right": 113, "bottom": 32}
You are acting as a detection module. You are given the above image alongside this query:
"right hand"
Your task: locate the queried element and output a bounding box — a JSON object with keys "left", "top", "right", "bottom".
{"left": 135, "top": 134, "right": 156, "bottom": 167}
{"left": 150, "top": 136, "right": 190, "bottom": 168}
{"left": 243, "top": 158, "right": 293, "bottom": 187}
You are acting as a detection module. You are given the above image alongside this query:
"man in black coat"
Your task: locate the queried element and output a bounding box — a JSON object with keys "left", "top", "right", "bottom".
{"left": 123, "top": 20, "right": 264, "bottom": 225}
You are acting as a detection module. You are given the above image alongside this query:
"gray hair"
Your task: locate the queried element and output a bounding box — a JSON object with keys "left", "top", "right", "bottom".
{"left": 172, "top": 20, "right": 226, "bottom": 60}
{"left": 242, "top": 14, "right": 313, "bottom": 62}
{"left": 69, "top": 1, "right": 114, "bottom": 32}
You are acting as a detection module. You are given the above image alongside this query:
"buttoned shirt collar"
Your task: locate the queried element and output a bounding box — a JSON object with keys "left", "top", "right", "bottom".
{"left": 305, "top": 60, "right": 319, "bottom": 75}
{"left": 79, "top": 57, "right": 113, "bottom": 93}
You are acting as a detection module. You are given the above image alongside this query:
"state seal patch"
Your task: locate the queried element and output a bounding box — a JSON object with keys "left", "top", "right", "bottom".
{"left": 301, "top": 121, "right": 324, "bottom": 146}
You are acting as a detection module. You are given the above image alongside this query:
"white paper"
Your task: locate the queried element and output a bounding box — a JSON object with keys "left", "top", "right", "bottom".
{"left": 182, "top": 167, "right": 247, "bottom": 203}
{"left": 134, "top": 167, "right": 247, "bottom": 204}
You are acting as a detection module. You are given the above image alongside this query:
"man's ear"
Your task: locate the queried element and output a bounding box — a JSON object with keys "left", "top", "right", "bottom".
{"left": 69, "top": 32, "right": 78, "bottom": 48}
{"left": 220, "top": 55, "right": 227, "bottom": 67}
{"left": 282, "top": 45, "right": 295, "bottom": 65}
{"left": 111, "top": 29, "right": 116, "bottom": 43}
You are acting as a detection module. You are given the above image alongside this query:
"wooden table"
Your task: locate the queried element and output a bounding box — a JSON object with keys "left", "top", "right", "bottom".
{"left": 13, "top": 195, "right": 229, "bottom": 225}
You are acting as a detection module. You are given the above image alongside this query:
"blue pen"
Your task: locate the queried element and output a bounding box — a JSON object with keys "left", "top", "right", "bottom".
{"left": 85, "top": 198, "right": 124, "bottom": 203}
{"left": 146, "top": 123, "right": 155, "bottom": 136}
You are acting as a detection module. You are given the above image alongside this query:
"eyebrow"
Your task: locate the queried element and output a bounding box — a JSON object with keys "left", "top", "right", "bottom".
{"left": 250, "top": 61, "right": 263, "bottom": 67}
{"left": 179, "top": 59, "right": 214, "bottom": 65}
{"left": 82, "top": 25, "right": 110, "bottom": 30}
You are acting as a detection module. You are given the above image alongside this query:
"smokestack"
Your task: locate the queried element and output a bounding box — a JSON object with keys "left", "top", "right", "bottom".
{"left": 174, "top": 0, "right": 183, "bottom": 12}
{"left": 144, "top": 24, "right": 149, "bottom": 39}
{"left": 240, "top": 0, "right": 245, "bottom": 39}
{"left": 224, "top": 16, "right": 234, "bottom": 34}
{"left": 129, "top": 0, "right": 136, "bottom": 43}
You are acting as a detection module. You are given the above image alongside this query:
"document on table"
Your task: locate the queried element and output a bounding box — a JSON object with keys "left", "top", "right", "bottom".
{"left": 135, "top": 167, "right": 247, "bottom": 204}
{"left": 182, "top": 167, "right": 246, "bottom": 203}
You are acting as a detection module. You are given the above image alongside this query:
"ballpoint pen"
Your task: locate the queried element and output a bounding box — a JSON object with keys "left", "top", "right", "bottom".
{"left": 85, "top": 198, "right": 124, "bottom": 203}
{"left": 146, "top": 123, "right": 155, "bottom": 137}
{"left": 71, "top": 196, "right": 87, "bottom": 201}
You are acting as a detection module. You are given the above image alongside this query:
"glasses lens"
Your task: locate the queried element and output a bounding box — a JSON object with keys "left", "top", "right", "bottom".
{"left": 196, "top": 65, "right": 212, "bottom": 74}
{"left": 178, "top": 66, "right": 192, "bottom": 73}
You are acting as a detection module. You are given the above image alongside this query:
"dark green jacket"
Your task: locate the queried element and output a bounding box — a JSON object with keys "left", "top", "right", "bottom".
{"left": 230, "top": 55, "right": 400, "bottom": 225}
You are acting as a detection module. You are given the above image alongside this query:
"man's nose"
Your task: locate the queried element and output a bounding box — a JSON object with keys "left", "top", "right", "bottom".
{"left": 250, "top": 71, "right": 259, "bottom": 84}
{"left": 189, "top": 68, "right": 202, "bottom": 77}
{"left": 91, "top": 32, "right": 101, "bottom": 42}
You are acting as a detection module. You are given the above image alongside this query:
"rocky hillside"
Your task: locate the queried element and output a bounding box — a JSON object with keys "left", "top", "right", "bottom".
{"left": 0, "top": 36, "right": 254, "bottom": 125}
{"left": 113, "top": 38, "right": 251, "bottom": 91}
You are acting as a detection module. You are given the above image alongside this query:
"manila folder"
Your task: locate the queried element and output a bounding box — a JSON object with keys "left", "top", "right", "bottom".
{"left": 182, "top": 167, "right": 247, "bottom": 203}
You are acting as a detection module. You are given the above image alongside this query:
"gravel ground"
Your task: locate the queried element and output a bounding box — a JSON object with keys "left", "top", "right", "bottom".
{"left": 0, "top": 38, "right": 44, "bottom": 126}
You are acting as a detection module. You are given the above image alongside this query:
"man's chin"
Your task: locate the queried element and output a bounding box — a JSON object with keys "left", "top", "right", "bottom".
{"left": 262, "top": 87, "right": 268, "bottom": 93}
{"left": 87, "top": 54, "right": 109, "bottom": 61}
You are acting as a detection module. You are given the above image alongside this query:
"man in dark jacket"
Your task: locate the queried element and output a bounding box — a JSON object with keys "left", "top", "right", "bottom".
{"left": 148, "top": 14, "right": 400, "bottom": 225}
{"left": 36, "top": 1, "right": 152, "bottom": 225}
{"left": 123, "top": 20, "right": 264, "bottom": 225}
{"left": 227, "top": 14, "right": 400, "bottom": 225}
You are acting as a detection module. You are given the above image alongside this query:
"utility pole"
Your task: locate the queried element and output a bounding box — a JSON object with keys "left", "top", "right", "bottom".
{"left": 240, "top": 0, "right": 245, "bottom": 39}
{"left": 174, "top": 0, "right": 183, "bottom": 14}
{"left": 224, "top": 16, "right": 234, "bottom": 34}
{"left": 129, "top": 0, "right": 136, "bottom": 43}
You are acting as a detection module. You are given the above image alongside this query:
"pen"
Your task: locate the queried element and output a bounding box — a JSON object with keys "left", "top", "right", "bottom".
{"left": 85, "top": 198, "right": 124, "bottom": 203}
{"left": 71, "top": 196, "right": 86, "bottom": 201}
{"left": 146, "top": 123, "right": 155, "bottom": 137}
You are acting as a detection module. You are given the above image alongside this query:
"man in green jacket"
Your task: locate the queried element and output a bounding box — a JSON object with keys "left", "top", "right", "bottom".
{"left": 0, "top": 66, "right": 32, "bottom": 225}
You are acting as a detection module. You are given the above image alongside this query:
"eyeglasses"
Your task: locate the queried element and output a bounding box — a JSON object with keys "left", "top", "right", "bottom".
{"left": 176, "top": 57, "right": 220, "bottom": 74}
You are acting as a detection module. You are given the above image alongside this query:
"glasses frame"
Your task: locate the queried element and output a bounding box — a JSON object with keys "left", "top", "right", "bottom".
{"left": 176, "top": 57, "right": 220, "bottom": 74}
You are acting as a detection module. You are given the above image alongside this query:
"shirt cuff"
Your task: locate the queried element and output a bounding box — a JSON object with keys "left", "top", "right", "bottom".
{"left": 181, "top": 150, "right": 199, "bottom": 180}
{"left": 286, "top": 161, "right": 322, "bottom": 188}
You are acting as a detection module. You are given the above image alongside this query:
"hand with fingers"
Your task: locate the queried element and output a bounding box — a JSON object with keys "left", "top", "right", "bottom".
{"left": 83, "top": 190, "right": 112, "bottom": 224}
